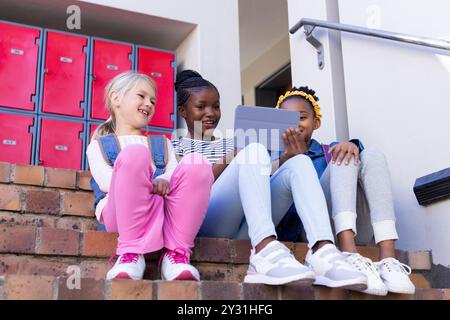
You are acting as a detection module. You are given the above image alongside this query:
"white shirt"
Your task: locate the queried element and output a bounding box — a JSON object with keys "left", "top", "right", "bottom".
{"left": 86, "top": 134, "right": 178, "bottom": 222}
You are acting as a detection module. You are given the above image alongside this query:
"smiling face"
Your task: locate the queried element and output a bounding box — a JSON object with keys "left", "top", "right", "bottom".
{"left": 178, "top": 86, "right": 221, "bottom": 140}
{"left": 111, "top": 79, "right": 157, "bottom": 135}
{"left": 279, "top": 97, "right": 321, "bottom": 145}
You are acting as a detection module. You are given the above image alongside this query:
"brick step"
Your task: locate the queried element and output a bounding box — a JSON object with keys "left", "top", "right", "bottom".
{"left": 0, "top": 253, "right": 432, "bottom": 290}
{"left": 0, "top": 225, "right": 431, "bottom": 269}
{"left": 0, "top": 165, "right": 95, "bottom": 232}
{"left": 0, "top": 275, "right": 448, "bottom": 300}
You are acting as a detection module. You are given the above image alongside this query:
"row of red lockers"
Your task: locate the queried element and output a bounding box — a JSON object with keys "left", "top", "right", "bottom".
{"left": 0, "top": 113, "right": 173, "bottom": 171}
{"left": 0, "top": 21, "right": 176, "bottom": 127}
{"left": 0, "top": 20, "right": 176, "bottom": 170}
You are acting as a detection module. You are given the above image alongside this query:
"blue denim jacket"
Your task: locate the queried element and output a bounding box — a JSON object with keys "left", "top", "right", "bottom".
{"left": 274, "top": 138, "right": 364, "bottom": 241}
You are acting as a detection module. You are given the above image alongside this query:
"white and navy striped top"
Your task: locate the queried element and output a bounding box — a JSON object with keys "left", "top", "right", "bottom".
{"left": 171, "top": 137, "right": 235, "bottom": 165}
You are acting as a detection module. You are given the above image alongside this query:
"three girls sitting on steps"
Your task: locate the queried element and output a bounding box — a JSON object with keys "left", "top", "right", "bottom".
{"left": 86, "top": 70, "right": 414, "bottom": 297}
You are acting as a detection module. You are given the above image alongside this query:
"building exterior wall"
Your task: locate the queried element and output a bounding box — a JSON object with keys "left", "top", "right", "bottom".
{"left": 288, "top": 0, "right": 450, "bottom": 266}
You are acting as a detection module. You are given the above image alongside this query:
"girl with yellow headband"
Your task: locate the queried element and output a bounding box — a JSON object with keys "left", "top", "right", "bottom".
{"left": 276, "top": 85, "right": 415, "bottom": 296}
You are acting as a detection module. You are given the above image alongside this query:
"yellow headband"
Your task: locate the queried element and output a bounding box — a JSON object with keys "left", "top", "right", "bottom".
{"left": 275, "top": 90, "right": 322, "bottom": 118}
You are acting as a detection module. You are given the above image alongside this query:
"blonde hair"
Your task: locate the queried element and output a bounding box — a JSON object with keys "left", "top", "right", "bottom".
{"left": 92, "top": 71, "right": 157, "bottom": 140}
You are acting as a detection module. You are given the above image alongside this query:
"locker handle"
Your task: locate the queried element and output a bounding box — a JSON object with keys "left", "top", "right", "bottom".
{"left": 150, "top": 72, "right": 162, "bottom": 78}
{"left": 107, "top": 65, "right": 119, "bottom": 71}
{"left": 10, "top": 48, "right": 24, "bottom": 55}
{"left": 55, "top": 145, "right": 69, "bottom": 151}
{"left": 60, "top": 57, "right": 73, "bottom": 63}
{"left": 2, "top": 139, "right": 17, "bottom": 146}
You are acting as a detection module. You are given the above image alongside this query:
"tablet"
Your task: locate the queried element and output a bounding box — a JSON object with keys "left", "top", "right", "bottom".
{"left": 234, "top": 105, "right": 301, "bottom": 151}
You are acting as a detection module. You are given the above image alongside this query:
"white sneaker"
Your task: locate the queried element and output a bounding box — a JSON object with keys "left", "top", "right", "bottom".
{"left": 160, "top": 248, "right": 200, "bottom": 281}
{"left": 344, "top": 252, "right": 388, "bottom": 296}
{"left": 375, "top": 257, "right": 415, "bottom": 294}
{"left": 305, "top": 244, "right": 367, "bottom": 290}
{"left": 106, "top": 253, "right": 145, "bottom": 280}
{"left": 244, "top": 240, "right": 315, "bottom": 286}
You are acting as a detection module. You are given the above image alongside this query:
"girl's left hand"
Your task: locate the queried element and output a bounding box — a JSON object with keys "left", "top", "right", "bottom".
{"left": 328, "top": 142, "right": 360, "bottom": 166}
{"left": 152, "top": 179, "right": 170, "bottom": 196}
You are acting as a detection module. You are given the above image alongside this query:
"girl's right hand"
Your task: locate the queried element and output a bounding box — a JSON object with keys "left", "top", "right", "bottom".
{"left": 152, "top": 179, "right": 170, "bottom": 196}
{"left": 282, "top": 128, "right": 307, "bottom": 158}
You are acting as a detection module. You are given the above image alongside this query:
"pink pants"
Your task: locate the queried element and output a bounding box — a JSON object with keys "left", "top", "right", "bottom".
{"left": 102, "top": 144, "right": 213, "bottom": 257}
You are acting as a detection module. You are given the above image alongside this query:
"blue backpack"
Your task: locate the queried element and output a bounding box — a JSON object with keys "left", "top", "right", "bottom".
{"left": 90, "top": 133, "right": 168, "bottom": 231}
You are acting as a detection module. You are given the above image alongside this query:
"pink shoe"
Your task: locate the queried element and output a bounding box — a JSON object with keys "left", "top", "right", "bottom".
{"left": 106, "top": 253, "right": 145, "bottom": 280}
{"left": 160, "top": 248, "right": 200, "bottom": 281}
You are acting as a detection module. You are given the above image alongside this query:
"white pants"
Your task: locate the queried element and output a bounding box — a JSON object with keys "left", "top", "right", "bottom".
{"left": 320, "top": 148, "right": 399, "bottom": 245}
{"left": 198, "top": 143, "right": 335, "bottom": 248}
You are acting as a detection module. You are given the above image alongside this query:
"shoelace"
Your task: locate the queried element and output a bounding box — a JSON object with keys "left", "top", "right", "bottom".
{"left": 158, "top": 247, "right": 189, "bottom": 268}
{"left": 108, "top": 253, "right": 139, "bottom": 266}
{"left": 347, "top": 253, "right": 378, "bottom": 274}
{"left": 119, "top": 253, "right": 139, "bottom": 264}
{"left": 377, "top": 257, "right": 412, "bottom": 275}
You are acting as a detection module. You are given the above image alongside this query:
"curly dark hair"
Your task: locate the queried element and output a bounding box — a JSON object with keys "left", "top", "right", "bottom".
{"left": 175, "top": 70, "right": 219, "bottom": 107}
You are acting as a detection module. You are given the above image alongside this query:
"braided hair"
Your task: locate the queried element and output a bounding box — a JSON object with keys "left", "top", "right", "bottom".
{"left": 277, "top": 86, "right": 321, "bottom": 118}
{"left": 175, "top": 70, "right": 219, "bottom": 107}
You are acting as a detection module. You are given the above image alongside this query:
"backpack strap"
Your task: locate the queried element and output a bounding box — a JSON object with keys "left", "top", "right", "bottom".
{"left": 147, "top": 135, "right": 168, "bottom": 179}
{"left": 98, "top": 133, "right": 121, "bottom": 166}
{"left": 322, "top": 144, "right": 332, "bottom": 164}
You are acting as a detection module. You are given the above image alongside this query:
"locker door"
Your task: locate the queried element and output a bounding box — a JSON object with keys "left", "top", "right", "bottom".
{"left": 91, "top": 40, "right": 132, "bottom": 120}
{"left": 0, "top": 113, "right": 34, "bottom": 164}
{"left": 41, "top": 31, "right": 87, "bottom": 117}
{"left": 137, "top": 48, "right": 175, "bottom": 129}
{"left": 0, "top": 22, "right": 40, "bottom": 111}
{"left": 39, "top": 118, "right": 83, "bottom": 170}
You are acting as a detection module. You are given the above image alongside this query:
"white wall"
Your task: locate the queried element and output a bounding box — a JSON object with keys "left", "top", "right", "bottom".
{"left": 287, "top": 0, "right": 349, "bottom": 143}
{"left": 288, "top": 0, "right": 450, "bottom": 266}
{"left": 81, "top": 0, "right": 242, "bottom": 134}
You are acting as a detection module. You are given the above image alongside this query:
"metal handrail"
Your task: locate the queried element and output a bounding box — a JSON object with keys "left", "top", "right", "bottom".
{"left": 290, "top": 18, "right": 450, "bottom": 69}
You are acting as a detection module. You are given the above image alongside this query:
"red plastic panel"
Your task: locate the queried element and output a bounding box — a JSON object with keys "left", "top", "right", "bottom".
{"left": 0, "top": 22, "right": 40, "bottom": 111}
{"left": 91, "top": 40, "right": 132, "bottom": 120}
{"left": 39, "top": 118, "right": 83, "bottom": 170}
{"left": 89, "top": 123, "right": 100, "bottom": 141}
{"left": 137, "top": 48, "right": 175, "bottom": 129}
{"left": 41, "top": 31, "right": 87, "bottom": 117}
{"left": 0, "top": 113, "right": 34, "bottom": 164}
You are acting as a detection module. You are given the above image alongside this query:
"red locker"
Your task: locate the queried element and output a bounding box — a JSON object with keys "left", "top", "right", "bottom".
{"left": 38, "top": 118, "right": 84, "bottom": 170}
{"left": 0, "top": 113, "right": 34, "bottom": 164}
{"left": 41, "top": 31, "right": 87, "bottom": 117}
{"left": 91, "top": 39, "right": 133, "bottom": 120}
{"left": 137, "top": 48, "right": 175, "bottom": 129}
{"left": 0, "top": 22, "right": 40, "bottom": 111}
